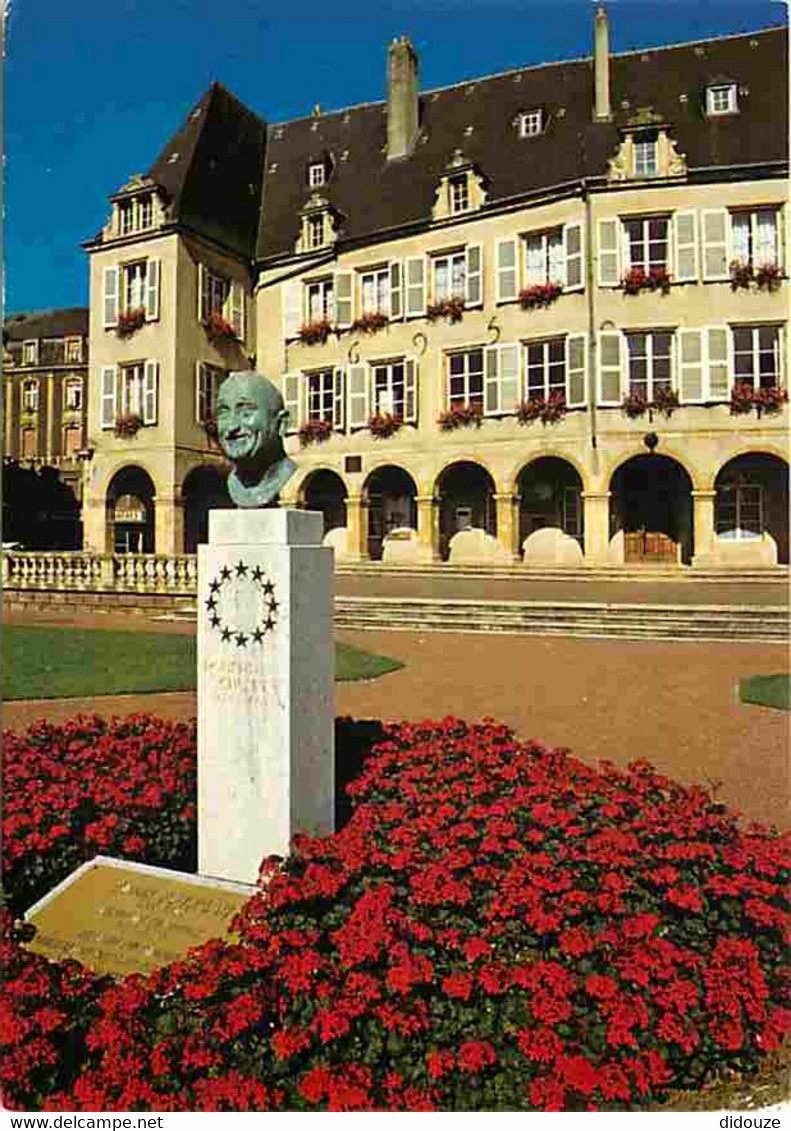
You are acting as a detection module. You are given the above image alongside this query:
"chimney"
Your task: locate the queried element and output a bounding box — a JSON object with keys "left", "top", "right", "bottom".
{"left": 387, "top": 36, "right": 419, "bottom": 160}
{"left": 593, "top": 6, "right": 612, "bottom": 121}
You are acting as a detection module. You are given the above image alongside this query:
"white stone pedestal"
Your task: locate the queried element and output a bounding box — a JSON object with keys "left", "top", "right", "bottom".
{"left": 197, "top": 509, "right": 334, "bottom": 885}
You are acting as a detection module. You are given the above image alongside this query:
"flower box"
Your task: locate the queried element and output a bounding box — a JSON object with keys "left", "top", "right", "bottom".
{"left": 516, "top": 391, "right": 567, "bottom": 425}
{"left": 755, "top": 263, "right": 782, "bottom": 293}
{"left": 115, "top": 307, "right": 146, "bottom": 338}
{"left": 204, "top": 312, "right": 239, "bottom": 342}
{"left": 426, "top": 296, "right": 466, "bottom": 323}
{"left": 437, "top": 402, "right": 482, "bottom": 431}
{"left": 114, "top": 413, "right": 144, "bottom": 438}
{"left": 729, "top": 382, "right": 755, "bottom": 415}
{"left": 651, "top": 387, "right": 680, "bottom": 418}
{"left": 298, "top": 418, "right": 333, "bottom": 447}
{"left": 621, "top": 390, "right": 650, "bottom": 418}
{"left": 351, "top": 311, "right": 389, "bottom": 335}
{"left": 730, "top": 261, "right": 754, "bottom": 291}
{"left": 755, "top": 386, "right": 788, "bottom": 414}
{"left": 622, "top": 266, "right": 671, "bottom": 296}
{"left": 298, "top": 320, "right": 334, "bottom": 346}
{"left": 369, "top": 412, "right": 403, "bottom": 439}
{"left": 518, "top": 282, "right": 563, "bottom": 309}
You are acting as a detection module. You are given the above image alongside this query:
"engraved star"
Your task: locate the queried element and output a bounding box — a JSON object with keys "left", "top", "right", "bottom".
{"left": 267, "top": 598, "right": 279, "bottom": 615}
{"left": 251, "top": 566, "right": 264, "bottom": 581}
{"left": 205, "top": 595, "right": 217, "bottom": 610}
{"left": 236, "top": 632, "right": 248, "bottom": 647}
{"left": 210, "top": 614, "right": 222, "bottom": 629}
{"left": 221, "top": 627, "right": 232, "bottom": 642}
{"left": 235, "top": 561, "right": 248, "bottom": 577}
{"left": 210, "top": 579, "right": 221, "bottom": 593}
{"left": 262, "top": 580, "right": 275, "bottom": 595}
{"left": 265, "top": 616, "right": 275, "bottom": 631}
{"left": 220, "top": 566, "right": 232, "bottom": 581}
{"left": 252, "top": 627, "right": 265, "bottom": 643}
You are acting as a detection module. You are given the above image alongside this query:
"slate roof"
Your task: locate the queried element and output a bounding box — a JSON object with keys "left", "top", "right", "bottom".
{"left": 255, "top": 25, "right": 788, "bottom": 262}
{"left": 4, "top": 308, "right": 89, "bottom": 341}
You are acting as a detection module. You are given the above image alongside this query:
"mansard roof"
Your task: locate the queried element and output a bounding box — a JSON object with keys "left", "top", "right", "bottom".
{"left": 4, "top": 308, "right": 89, "bottom": 341}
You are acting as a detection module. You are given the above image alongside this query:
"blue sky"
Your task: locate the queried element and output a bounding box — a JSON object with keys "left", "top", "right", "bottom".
{"left": 4, "top": 0, "right": 785, "bottom": 315}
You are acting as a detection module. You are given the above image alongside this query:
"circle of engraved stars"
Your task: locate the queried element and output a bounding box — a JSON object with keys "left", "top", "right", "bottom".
{"left": 205, "top": 562, "right": 278, "bottom": 648}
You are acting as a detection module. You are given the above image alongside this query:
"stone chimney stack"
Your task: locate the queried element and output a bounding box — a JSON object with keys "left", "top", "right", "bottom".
{"left": 387, "top": 35, "right": 419, "bottom": 160}
{"left": 593, "top": 5, "right": 612, "bottom": 121}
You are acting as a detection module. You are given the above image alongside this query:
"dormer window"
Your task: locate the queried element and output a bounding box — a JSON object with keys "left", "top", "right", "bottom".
{"left": 518, "top": 108, "right": 544, "bottom": 138}
{"left": 707, "top": 84, "right": 738, "bottom": 116}
{"left": 65, "top": 337, "right": 83, "bottom": 364}
{"left": 308, "top": 213, "right": 327, "bottom": 249}
{"left": 449, "top": 175, "right": 470, "bottom": 215}
{"left": 633, "top": 137, "right": 658, "bottom": 177}
{"left": 22, "top": 340, "right": 38, "bottom": 366}
{"left": 119, "top": 194, "right": 154, "bottom": 235}
{"left": 309, "top": 162, "right": 326, "bottom": 188}
{"left": 433, "top": 150, "right": 487, "bottom": 221}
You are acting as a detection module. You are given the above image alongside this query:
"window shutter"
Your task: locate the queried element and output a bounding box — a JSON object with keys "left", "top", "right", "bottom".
{"left": 389, "top": 261, "right": 403, "bottom": 320}
{"left": 597, "top": 331, "right": 623, "bottom": 404}
{"left": 673, "top": 211, "right": 698, "bottom": 283}
{"left": 706, "top": 327, "right": 730, "bottom": 400}
{"left": 597, "top": 219, "right": 621, "bottom": 286}
{"left": 496, "top": 238, "right": 518, "bottom": 302}
{"left": 701, "top": 209, "right": 729, "bottom": 280}
{"left": 677, "top": 329, "right": 704, "bottom": 402}
{"left": 465, "top": 244, "right": 483, "bottom": 307}
{"left": 230, "top": 281, "right": 245, "bottom": 340}
{"left": 566, "top": 334, "right": 587, "bottom": 406}
{"left": 347, "top": 363, "right": 369, "bottom": 428}
{"left": 564, "top": 223, "right": 584, "bottom": 291}
{"left": 145, "top": 258, "right": 160, "bottom": 321}
{"left": 100, "top": 366, "right": 117, "bottom": 428}
{"left": 405, "top": 256, "right": 426, "bottom": 317}
{"left": 198, "top": 263, "right": 209, "bottom": 323}
{"left": 282, "top": 372, "right": 302, "bottom": 433}
{"left": 483, "top": 344, "right": 519, "bottom": 415}
{"left": 143, "top": 361, "right": 158, "bottom": 425}
{"left": 404, "top": 357, "right": 418, "bottom": 423}
{"left": 334, "top": 271, "right": 353, "bottom": 328}
{"left": 333, "top": 367, "right": 346, "bottom": 430}
{"left": 196, "top": 362, "right": 207, "bottom": 424}
{"left": 103, "top": 267, "right": 119, "bottom": 328}
{"left": 283, "top": 280, "right": 302, "bottom": 340}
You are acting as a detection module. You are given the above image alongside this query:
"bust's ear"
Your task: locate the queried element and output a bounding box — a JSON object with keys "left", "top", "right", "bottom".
{"left": 276, "top": 407, "right": 290, "bottom": 439}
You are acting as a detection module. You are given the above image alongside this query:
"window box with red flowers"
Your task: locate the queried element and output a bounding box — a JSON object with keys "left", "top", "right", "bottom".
{"left": 729, "top": 382, "right": 755, "bottom": 415}
{"left": 115, "top": 307, "right": 146, "bottom": 338}
{"left": 426, "top": 296, "right": 466, "bottom": 324}
{"left": 298, "top": 319, "right": 334, "bottom": 346}
{"left": 368, "top": 412, "right": 403, "bottom": 439}
{"left": 201, "top": 415, "right": 219, "bottom": 444}
{"left": 651, "top": 387, "right": 680, "bottom": 418}
{"left": 298, "top": 418, "right": 333, "bottom": 447}
{"left": 518, "top": 282, "right": 563, "bottom": 310}
{"left": 351, "top": 311, "right": 389, "bottom": 335}
{"left": 516, "top": 391, "right": 567, "bottom": 425}
{"left": 621, "top": 390, "right": 650, "bottom": 418}
{"left": 437, "top": 402, "right": 482, "bottom": 431}
{"left": 755, "top": 386, "right": 788, "bottom": 415}
{"left": 756, "top": 263, "right": 782, "bottom": 293}
{"left": 114, "top": 413, "right": 144, "bottom": 438}
{"left": 730, "top": 261, "right": 754, "bottom": 291}
{"left": 203, "top": 312, "right": 239, "bottom": 342}
{"left": 622, "top": 266, "right": 671, "bottom": 296}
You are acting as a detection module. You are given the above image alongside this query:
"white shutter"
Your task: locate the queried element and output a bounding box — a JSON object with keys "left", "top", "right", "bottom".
{"left": 230, "top": 281, "right": 245, "bottom": 340}
{"left": 404, "top": 357, "right": 418, "bottom": 423}
{"left": 282, "top": 372, "right": 303, "bottom": 433}
{"left": 100, "top": 365, "right": 117, "bottom": 428}
{"left": 673, "top": 212, "right": 698, "bottom": 283}
{"left": 564, "top": 223, "right": 584, "bottom": 291}
{"left": 198, "top": 263, "right": 209, "bottom": 322}
{"left": 196, "top": 362, "right": 208, "bottom": 423}
{"left": 677, "top": 330, "right": 704, "bottom": 402}
{"left": 143, "top": 361, "right": 158, "bottom": 424}
{"left": 566, "top": 334, "right": 587, "bottom": 406}
{"left": 465, "top": 244, "right": 483, "bottom": 307}
{"left": 334, "top": 271, "right": 353, "bottom": 328}
{"left": 484, "top": 344, "right": 519, "bottom": 415}
{"left": 405, "top": 256, "right": 426, "bottom": 317}
{"left": 597, "top": 218, "right": 621, "bottom": 286}
{"left": 145, "top": 258, "right": 160, "bottom": 321}
{"left": 347, "top": 363, "right": 369, "bottom": 428}
{"left": 496, "top": 238, "right": 518, "bottom": 303}
{"left": 706, "top": 327, "right": 730, "bottom": 400}
{"left": 389, "top": 261, "right": 403, "bottom": 320}
{"left": 333, "top": 367, "right": 345, "bottom": 430}
{"left": 701, "top": 209, "right": 730, "bottom": 280}
{"left": 598, "top": 331, "right": 623, "bottom": 404}
{"left": 103, "top": 266, "right": 119, "bottom": 328}
{"left": 283, "top": 280, "right": 302, "bottom": 340}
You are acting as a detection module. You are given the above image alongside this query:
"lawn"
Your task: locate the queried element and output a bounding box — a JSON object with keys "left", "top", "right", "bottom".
{"left": 1, "top": 625, "right": 402, "bottom": 700}
{"left": 739, "top": 673, "right": 791, "bottom": 711}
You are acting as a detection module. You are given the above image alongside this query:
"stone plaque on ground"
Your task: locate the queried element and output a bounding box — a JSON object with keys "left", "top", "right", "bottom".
{"left": 24, "top": 856, "right": 254, "bottom": 977}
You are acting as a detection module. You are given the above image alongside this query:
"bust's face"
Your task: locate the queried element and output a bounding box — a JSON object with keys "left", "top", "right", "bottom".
{"left": 216, "top": 374, "right": 278, "bottom": 467}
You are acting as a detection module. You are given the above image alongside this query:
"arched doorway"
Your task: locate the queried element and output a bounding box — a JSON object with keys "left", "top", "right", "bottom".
{"left": 714, "top": 453, "right": 789, "bottom": 564}
{"left": 183, "top": 466, "right": 230, "bottom": 553}
{"left": 517, "top": 457, "right": 583, "bottom": 553}
{"left": 107, "top": 467, "right": 155, "bottom": 554}
{"left": 610, "top": 455, "right": 693, "bottom": 564}
{"left": 436, "top": 461, "right": 496, "bottom": 561}
{"left": 364, "top": 466, "right": 417, "bottom": 560}
{"left": 302, "top": 469, "right": 348, "bottom": 537}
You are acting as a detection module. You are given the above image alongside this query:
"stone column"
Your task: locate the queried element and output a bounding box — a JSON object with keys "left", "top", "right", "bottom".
{"left": 154, "top": 493, "right": 185, "bottom": 555}
{"left": 415, "top": 494, "right": 441, "bottom": 562}
{"left": 198, "top": 509, "right": 334, "bottom": 884}
{"left": 493, "top": 493, "right": 521, "bottom": 561}
{"left": 4, "top": 381, "right": 13, "bottom": 456}
{"left": 582, "top": 491, "right": 611, "bottom": 564}
{"left": 83, "top": 494, "right": 111, "bottom": 554}
{"left": 691, "top": 490, "right": 717, "bottom": 567}
{"left": 345, "top": 494, "right": 369, "bottom": 560}
{"left": 46, "top": 374, "right": 56, "bottom": 461}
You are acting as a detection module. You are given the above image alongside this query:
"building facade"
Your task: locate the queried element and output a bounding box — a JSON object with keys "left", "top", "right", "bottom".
{"left": 81, "top": 9, "right": 789, "bottom": 567}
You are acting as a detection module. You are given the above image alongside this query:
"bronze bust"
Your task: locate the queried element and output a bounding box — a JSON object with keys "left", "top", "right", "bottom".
{"left": 216, "top": 371, "right": 297, "bottom": 508}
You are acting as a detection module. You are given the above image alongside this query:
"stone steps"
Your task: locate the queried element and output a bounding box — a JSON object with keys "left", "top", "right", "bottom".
{"left": 336, "top": 563, "right": 790, "bottom": 585}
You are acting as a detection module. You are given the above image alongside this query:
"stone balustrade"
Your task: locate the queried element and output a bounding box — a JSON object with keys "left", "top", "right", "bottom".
{"left": 2, "top": 551, "right": 198, "bottom": 594}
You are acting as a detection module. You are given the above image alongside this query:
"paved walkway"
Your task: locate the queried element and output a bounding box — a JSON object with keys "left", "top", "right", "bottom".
{"left": 4, "top": 610, "right": 788, "bottom": 830}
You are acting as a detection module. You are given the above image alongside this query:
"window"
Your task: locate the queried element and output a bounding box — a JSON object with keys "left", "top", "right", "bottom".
{"left": 196, "top": 363, "right": 227, "bottom": 424}
{"left": 102, "top": 361, "right": 158, "bottom": 427}
{"left": 306, "top": 277, "right": 335, "bottom": 322}
{"left": 626, "top": 332, "right": 672, "bottom": 398}
{"left": 497, "top": 224, "right": 583, "bottom": 300}
{"left": 526, "top": 338, "right": 566, "bottom": 399}
{"left": 309, "top": 162, "right": 326, "bottom": 188}
{"left": 202, "top": 267, "right": 229, "bottom": 320}
{"left": 104, "top": 259, "right": 160, "bottom": 327}
{"left": 449, "top": 175, "right": 469, "bottom": 214}
{"left": 448, "top": 349, "right": 484, "bottom": 409}
{"left": 519, "top": 109, "right": 544, "bottom": 138}
{"left": 525, "top": 229, "right": 565, "bottom": 285}
{"left": 707, "top": 84, "right": 738, "bottom": 116}
{"left": 623, "top": 216, "right": 669, "bottom": 272}
{"left": 433, "top": 251, "right": 466, "bottom": 301}
{"left": 633, "top": 138, "right": 658, "bottom": 177}
{"left": 361, "top": 267, "right": 390, "bottom": 316}
{"left": 119, "top": 195, "right": 153, "bottom": 235}
{"left": 22, "top": 340, "right": 38, "bottom": 366}
{"left": 22, "top": 381, "right": 39, "bottom": 410}
{"left": 308, "top": 214, "right": 326, "bottom": 250}
{"left": 716, "top": 481, "right": 763, "bottom": 540}
{"left": 123, "top": 261, "right": 149, "bottom": 312}
{"left": 65, "top": 337, "right": 83, "bottom": 364}
{"left": 121, "top": 363, "right": 146, "bottom": 416}
{"left": 731, "top": 209, "right": 780, "bottom": 268}
{"left": 307, "top": 368, "right": 335, "bottom": 422}
{"left": 64, "top": 380, "right": 83, "bottom": 411}
{"left": 732, "top": 325, "right": 781, "bottom": 390}
{"left": 63, "top": 426, "right": 81, "bottom": 457}
{"left": 21, "top": 428, "right": 36, "bottom": 459}
{"left": 372, "top": 361, "right": 407, "bottom": 417}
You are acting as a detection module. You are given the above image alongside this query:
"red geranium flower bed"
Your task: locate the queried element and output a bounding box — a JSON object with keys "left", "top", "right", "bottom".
{"left": 2, "top": 716, "right": 789, "bottom": 1112}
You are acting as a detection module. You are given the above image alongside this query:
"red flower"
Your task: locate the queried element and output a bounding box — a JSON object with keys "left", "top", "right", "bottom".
{"left": 457, "top": 1040, "right": 496, "bottom": 1074}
